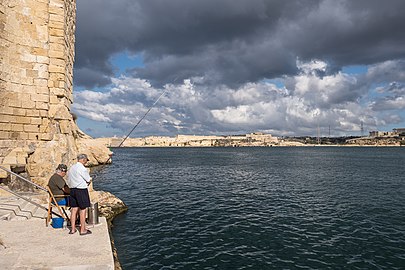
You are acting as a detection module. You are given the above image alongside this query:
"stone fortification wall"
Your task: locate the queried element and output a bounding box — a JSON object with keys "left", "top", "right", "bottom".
{"left": 0, "top": 0, "right": 76, "bottom": 142}
{"left": 0, "top": 0, "right": 111, "bottom": 186}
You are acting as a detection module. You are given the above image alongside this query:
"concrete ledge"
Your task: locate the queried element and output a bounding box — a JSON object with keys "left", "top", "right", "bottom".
{"left": 0, "top": 217, "right": 114, "bottom": 269}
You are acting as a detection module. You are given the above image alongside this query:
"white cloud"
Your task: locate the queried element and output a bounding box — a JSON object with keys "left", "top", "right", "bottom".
{"left": 297, "top": 59, "right": 328, "bottom": 76}
{"left": 72, "top": 59, "right": 405, "bottom": 137}
{"left": 75, "top": 90, "right": 110, "bottom": 102}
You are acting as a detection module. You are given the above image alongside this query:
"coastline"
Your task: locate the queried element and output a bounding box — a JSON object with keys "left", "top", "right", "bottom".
{"left": 105, "top": 205, "right": 128, "bottom": 270}
{"left": 91, "top": 189, "right": 128, "bottom": 270}
{"left": 109, "top": 144, "right": 403, "bottom": 147}
{"left": 94, "top": 135, "right": 404, "bottom": 148}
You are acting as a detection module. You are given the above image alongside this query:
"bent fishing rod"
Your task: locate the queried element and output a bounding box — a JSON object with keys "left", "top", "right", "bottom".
{"left": 104, "top": 89, "right": 168, "bottom": 163}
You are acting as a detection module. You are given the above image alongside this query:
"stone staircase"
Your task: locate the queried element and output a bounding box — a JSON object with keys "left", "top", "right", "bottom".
{"left": 0, "top": 195, "right": 48, "bottom": 221}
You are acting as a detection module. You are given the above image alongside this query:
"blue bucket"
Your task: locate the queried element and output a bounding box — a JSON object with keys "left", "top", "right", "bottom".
{"left": 52, "top": 217, "right": 64, "bottom": 229}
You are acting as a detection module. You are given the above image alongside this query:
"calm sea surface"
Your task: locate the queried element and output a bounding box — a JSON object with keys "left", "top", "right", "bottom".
{"left": 92, "top": 147, "right": 405, "bottom": 270}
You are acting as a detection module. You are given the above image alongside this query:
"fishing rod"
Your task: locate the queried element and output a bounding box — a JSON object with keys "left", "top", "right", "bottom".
{"left": 104, "top": 88, "right": 168, "bottom": 163}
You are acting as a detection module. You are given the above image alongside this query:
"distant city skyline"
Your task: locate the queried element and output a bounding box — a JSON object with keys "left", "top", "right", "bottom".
{"left": 72, "top": 0, "right": 405, "bottom": 138}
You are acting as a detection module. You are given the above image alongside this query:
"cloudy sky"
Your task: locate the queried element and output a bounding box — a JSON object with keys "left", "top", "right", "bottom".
{"left": 72, "top": 0, "right": 405, "bottom": 138}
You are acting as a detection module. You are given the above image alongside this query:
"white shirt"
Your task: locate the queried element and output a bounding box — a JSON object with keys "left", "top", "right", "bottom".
{"left": 67, "top": 162, "right": 91, "bottom": 189}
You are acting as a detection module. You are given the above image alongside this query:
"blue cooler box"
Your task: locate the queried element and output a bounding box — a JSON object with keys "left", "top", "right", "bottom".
{"left": 52, "top": 217, "right": 64, "bottom": 228}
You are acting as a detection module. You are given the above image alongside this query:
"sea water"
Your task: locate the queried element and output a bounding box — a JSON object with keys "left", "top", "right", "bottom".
{"left": 92, "top": 147, "right": 405, "bottom": 269}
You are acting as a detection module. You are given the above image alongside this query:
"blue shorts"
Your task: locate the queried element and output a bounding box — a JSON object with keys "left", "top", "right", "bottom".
{"left": 56, "top": 197, "right": 69, "bottom": 206}
{"left": 69, "top": 188, "right": 90, "bottom": 209}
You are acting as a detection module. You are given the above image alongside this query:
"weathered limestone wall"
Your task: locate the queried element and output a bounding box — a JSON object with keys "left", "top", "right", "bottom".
{"left": 0, "top": 0, "right": 76, "bottom": 141}
{"left": 0, "top": 0, "right": 111, "bottom": 186}
{"left": 0, "top": 3, "right": 125, "bottom": 267}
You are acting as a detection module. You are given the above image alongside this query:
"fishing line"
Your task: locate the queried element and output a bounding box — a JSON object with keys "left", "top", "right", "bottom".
{"left": 103, "top": 78, "right": 178, "bottom": 164}
{"left": 118, "top": 89, "right": 167, "bottom": 147}
{"left": 114, "top": 76, "right": 179, "bottom": 149}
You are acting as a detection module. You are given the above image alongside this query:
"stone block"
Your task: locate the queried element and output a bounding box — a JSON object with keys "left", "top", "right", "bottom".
{"left": 21, "top": 98, "right": 36, "bottom": 109}
{"left": 40, "top": 118, "right": 50, "bottom": 133}
{"left": 49, "top": 28, "right": 64, "bottom": 37}
{"left": 36, "top": 101, "right": 49, "bottom": 110}
{"left": 0, "top": 164, "right": 10, "bottom": 178}
{"left": 31, "top": 117, "right": 42, "bottom": 125}
{"left": 50, "top": 87, "right": 66, "bottom": 97}
{"left": 37, "top": 24, "right": 49, "bottom": 41}
{"left": 26, "top": 69, "right": 38, "bottom": 78}
{"left": 3, "top": 155, "right": 17, "bottom": 165}
{"left": 16, "top": 116, "right": 31, "bottom": 124}
{"left": 22, "top": 85, "right": 38, "bottom": 94}
{"left": 50, "top": 95, "right": 59, "bottom": 104}
{"left": 26, "top": 109, "right": 40, "bottom": 117}
{"left": 0, "top": 115, "right": 17, "bottom": 123}
{"left": 49, "top": 64, "right": 64, "bottom": 73}
{"left": 50, "top": 43, "right": 64, "bottom": 52}
{"left": 49, "top": 14, "right": 64, "bottom": 23}
{"left": 20, "top": 132, "right": 29, "bottom": 140}
{"left": 8, "top": 83, "right": 26, "bottom": 93}
{"left": 13, "top": 108, "right": 26, "bottom": 116}
{"left": 4, "top": 92, "right": 18, "bottom": 100}
{"left": 36, "top": 86, "right": 49, "bottom": 94}
{"left": 49, "top": 72, "right": 65, "bottom": 81}
{"left": 31, "top": 93, "right": 49, "bottom": 102}
{"left": 0, "top": 140, "right": 14, "bottom": 148}
{"left": 24, "top": 124, "right": 40, "bottom": 133}
{"left": 33, "top": 64, "right": 48, "bottom": 79}
{"left": 28, "top": 133, "right": 40, "bottom": 140}
{"left": 31, "top": 47, "right": 48, "bottom": 57}
{"left": 49, "top": 35, "right": 64, "bottom": 44}
{"left": 21, "top": 53, "right": 37, "bottom": 62}
{"left": 11, "top": 124, "right": 24, "bottom": 132}
{"left": 7, "top": 98, "right": 22, "bottom": 108}
{"left": 20, "top": 61, "right": 35, "bottom": 71}
{"left": 39, "top": 110, "right": 48, "bottom": 117}
{"left": 50, "top": 58, "right": 65, "bottom": 67}
{"left": 17, "top": 153, "right": 27, "bottom": 165}
{"left": 49, "top": 104, "right": 70, "bottom": 120}
{"left": 9, "top": 131, "right": 21, "bottom": 139}
{"left": 36, "top": 55, "right": 49, "bottom": 64}
{"left": 49, "top": 50, "right": 64, "bottom": 59}
{"left": 19, "top": 93, "right": 31, "bottom": 100}
{"left": 40, "top": 133, "right": 53, "bottom": 141}
{"left": 0, "top": 106, "right": 14, "bottom": 115}
{"left": 0, "top": 122, "right": 12, "bottom": 130}
{"left": 34, "top": 9, "right": 48, "bottom": 20}
{"left": 49, "top": 20, "right": 64, "bottom": 29}
{"left": 21, "top": 76, "right": 34, "bottom": 85}
{"left": 49, "top": 0, "right": 64, "bottom": 8}
{"left": 0, "top": 131, "right": 10, "bottom": 139}
{"left": 59, "top": 120, "right": 71, "bottom": 134}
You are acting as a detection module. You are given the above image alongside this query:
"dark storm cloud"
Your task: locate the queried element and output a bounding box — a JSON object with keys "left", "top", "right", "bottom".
{"left": 74, "top": 0, "right": 405, "bottom": 88}
{"left": 74, "top": 67, "right": 112, "bottom": 88}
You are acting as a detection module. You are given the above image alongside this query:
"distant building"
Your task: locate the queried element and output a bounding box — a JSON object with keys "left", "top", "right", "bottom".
{"left": 393, "top": 128, "right": 405, "bottom": 135}
{"left": 246, "top": 132, "right": 279, "bottom": 144}
{"left": 369, "top": 131, "right": 395, "bottom": 137}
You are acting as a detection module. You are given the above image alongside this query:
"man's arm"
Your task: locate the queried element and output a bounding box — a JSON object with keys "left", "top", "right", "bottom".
{"left": 56, "top": 177, "right": 70, "bottom": 194}
{"left": 79, "top": 166, "right": 92, "bottom": 184}
{"left": 62, "top": 185, "right": 70, "bottom": 194}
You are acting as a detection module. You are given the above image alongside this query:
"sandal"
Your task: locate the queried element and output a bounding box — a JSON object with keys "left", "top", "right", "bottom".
{"left": 80, "top": 230, "right": 92, "bottom": 236}
{"left": 68, "top": 229, "right": 77, "bottom": 235}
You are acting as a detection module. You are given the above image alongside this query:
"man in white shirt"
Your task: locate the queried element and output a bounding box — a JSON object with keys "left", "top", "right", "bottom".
{"left": 67, "top": 153, "right": 92, "bottom": 235}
